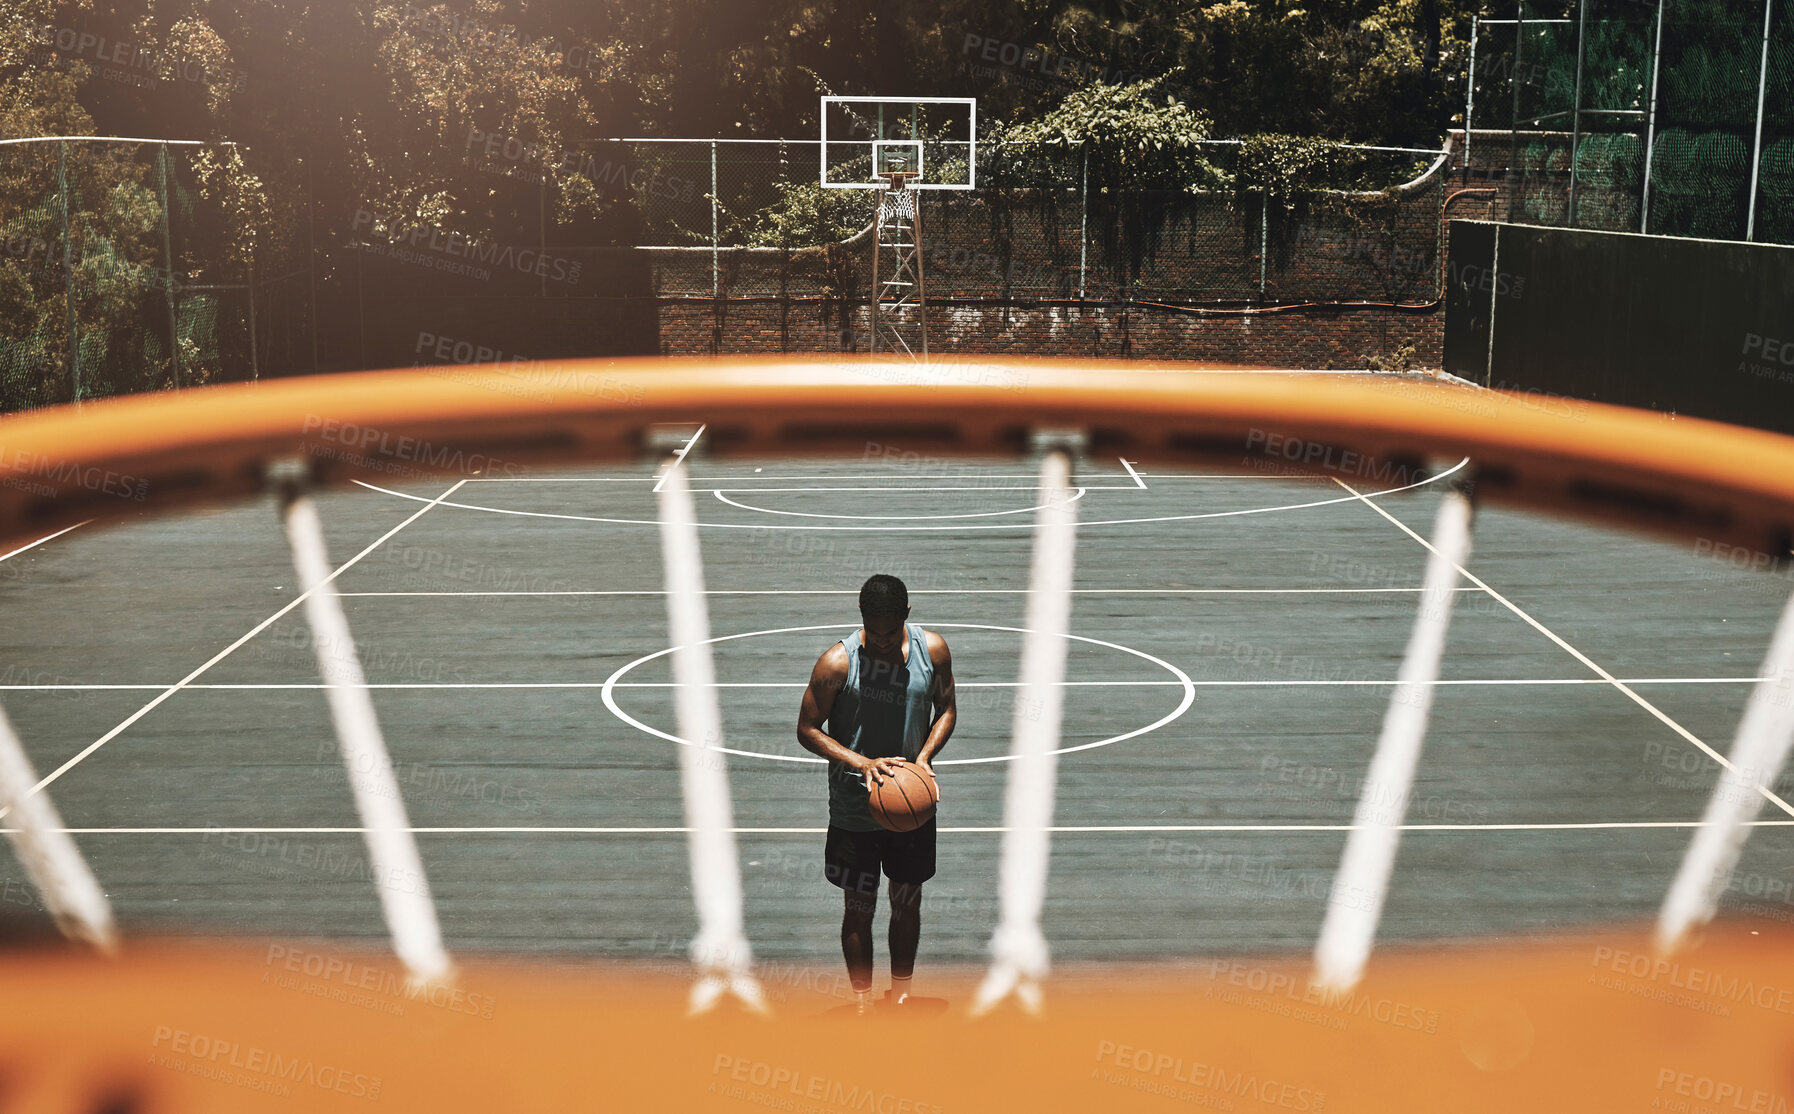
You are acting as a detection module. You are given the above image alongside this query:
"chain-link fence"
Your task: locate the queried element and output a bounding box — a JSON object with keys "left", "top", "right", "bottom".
{"left": 583, "top": 137, "right": 1445, "bottom": 305}
{"left": 5, "top": 134, "right": 1443, "bottom": 410}
{"left": 1469, "top": 0, "right": 1794, "bottom": 244}
{"left": 0, "top": 137, "right": 313, "bottom": 412}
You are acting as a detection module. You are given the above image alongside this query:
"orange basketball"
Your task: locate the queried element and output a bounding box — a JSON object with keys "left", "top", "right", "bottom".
{"left": 867, "top": 761, "right": 938, "bottom": 832}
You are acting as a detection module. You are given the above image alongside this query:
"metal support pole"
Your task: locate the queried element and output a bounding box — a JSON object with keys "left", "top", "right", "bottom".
{"left": 157, "top": 143, "right": 182, "bottom": 389}
{"left": 307, "top": 158, "right": 319, "bottom": 372}
{"left": 1259, "top": 201, "right": 1268, "bottom": 300}
{"left": 1510, "top": 1, "right": 1527, "bottom": 223}
{"left": 57, "top": 140, "right": 79, "bottom": 403}
{"left": 1465, "top": 19, "right": 1480, "bottom": 178}
{"left": 1077, "top": 146, "right": 1088, "bottom": 300}
{"left": 1747, "top": 0, "right": 1776, "bottom": 240}
{"left": 246, "top": 255, "right": 259, "bottom": 381}
{"left": 1568, "top": 0, "right": 1589, "bottom": 226}
{"left": 710, "top": 140, "right": 719, "bottom": 299}
{"left": 1485, "top": 225, "right": 1502, "bottom": 389}
{"left": 539, "top": 176, "right": 548, "bottom": 296}
{"left": 915, "top": 190, "right": 928, "bottom": 362}
{"left": 1641, "top": 0, "right": 1667, "bottom": 233}
{"left": 356, "top": 248, "right": 367, "bottom": 370}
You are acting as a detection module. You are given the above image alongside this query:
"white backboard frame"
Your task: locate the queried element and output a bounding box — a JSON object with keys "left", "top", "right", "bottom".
{"left": 820, "top": 96, "right": 977, "bottom": 191}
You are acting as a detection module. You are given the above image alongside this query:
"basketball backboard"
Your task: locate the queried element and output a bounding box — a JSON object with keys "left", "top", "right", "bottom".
{"left": 820, "top": 96, "right": 976, "bottom": 190}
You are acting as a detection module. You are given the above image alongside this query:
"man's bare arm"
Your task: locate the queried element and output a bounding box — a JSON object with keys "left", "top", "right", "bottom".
{"left": 916, "top": 634, "right": 955, "bottom": 795}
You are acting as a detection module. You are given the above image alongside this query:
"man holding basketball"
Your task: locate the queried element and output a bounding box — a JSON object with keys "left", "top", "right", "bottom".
{"left": 797, "top": 574, "right": 956, "bottom": 1014}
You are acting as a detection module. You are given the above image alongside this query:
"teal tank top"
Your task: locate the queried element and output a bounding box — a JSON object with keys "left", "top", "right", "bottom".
{"left": 824, "top": 623, "right": 937, "bottom": 832}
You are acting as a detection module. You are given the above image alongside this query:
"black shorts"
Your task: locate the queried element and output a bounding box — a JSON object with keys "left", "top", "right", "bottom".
{"left": 823, "top": 819, "right": 937, "bottom": 895}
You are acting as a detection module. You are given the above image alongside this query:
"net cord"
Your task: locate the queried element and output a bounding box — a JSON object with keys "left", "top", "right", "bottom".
{"left": 655, "top": 457, "right": 767, "bottom": 1014}
{"left": 1311, "top": 487, "right": 1474, "bottom": 992}
{"left": 281, "top": 492, "right": 453, "bottom": 984}
{"left": 0, "top": 701, "right": 117, "bottom": 951}
{"left": 1655, "top": 583, "right": 1794, "bottom": 953}
{"left": 972, "top": 450, "right": 1078, "bottom": 1016}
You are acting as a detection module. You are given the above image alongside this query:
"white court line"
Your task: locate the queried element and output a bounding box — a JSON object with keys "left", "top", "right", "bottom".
{"left": 650, "top": 424, "right": 706, "bottom": 494}
{"left": 332, "top": 587, "right": 1484, "bottom": 597}
{"left": 464, "top": 473, "right": 1314, "bottom": 483}
{"left": 697, "top": 485, "right": 1138, "bottom": 493}
{"left": 0, "top": 520, "right": 91, "bottom": 564}
{"left": 17, "top": 820, "right": 1794, "bottom": 835}
{"left": 1120, "top": 458, "right": 1147, "bottom": 489}
{"left": 352, "top": 458, "right": 1463, "bottom": 531}
{"left": 0, "top": 676, "right": 1773, "bottom": 692}
{"left": 714, "top": 485, "right": 1088, "bottom": 521}
{"left": 0, "top": 482, "right": 470, "bottom": 820}
{"left": 1336, "top": 478, "right": 1794, "bottom": 821}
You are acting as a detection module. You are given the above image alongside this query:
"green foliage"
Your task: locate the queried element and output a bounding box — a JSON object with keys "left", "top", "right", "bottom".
{"left": 735, "top": 177, "right": 874, "bottom": 249}
{"left": 1363, "top": 344, "right": 1421, "bottom": 374}
{"left": 995, "top": 74, "right": 1229, "bottom": 193}
{"left": 1233, "top": 133, "right": 1345, "bottom": 206}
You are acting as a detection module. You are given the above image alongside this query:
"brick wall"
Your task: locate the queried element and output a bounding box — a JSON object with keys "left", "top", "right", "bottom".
{"left": 653, "top": 299, "right": 1441, "bottom": 369}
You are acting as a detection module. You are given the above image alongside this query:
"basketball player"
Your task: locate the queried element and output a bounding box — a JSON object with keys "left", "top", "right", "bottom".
{"left": 796, "top": 574, "right": 956, "bottom": 1014}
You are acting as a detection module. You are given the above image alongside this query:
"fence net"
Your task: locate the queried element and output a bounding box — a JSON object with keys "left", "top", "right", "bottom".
{"left": 1470, "top": 0, "right": 1794, "bottom": 243}
{"left": 0, "top": 139, "right": 313, "bottom": 411}
{"left": 2, "top": 135, "right": 1444, "bottom": 411}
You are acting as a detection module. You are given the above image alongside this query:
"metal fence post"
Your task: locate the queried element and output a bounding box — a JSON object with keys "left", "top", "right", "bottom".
{"left": 157, "top": 143, "right": 182, "bottom": 389}
{"left": 1077, "top": 145, "right": 1088, "bottom": 299}
{"left": 1259, "top": 200, "right": 1268, "bottom": 301}
{"left": 1747, "top": 0, "right": 1775, "bottom": 240}
{"left": 711, "top": 140, "right": 719, "bottom": 298}
{"left": 1567, "top": 0, "right": 1588, "bottom": 226}
{"left": 247, "top": 255, "right": 259, "bottom": 381}
{"left": 56, "top": 140, "right": 78, "bottom": 403}
{"left": 1641, "top": 0, "right": 1666, "bottom": 232}
{"left": 1465, "top": 19, "right": 1480, "bottom": 178}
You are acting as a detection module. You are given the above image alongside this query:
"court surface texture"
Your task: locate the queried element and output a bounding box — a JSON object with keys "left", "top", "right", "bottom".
{"left": 1, "top": 430, "right": 1788, "bottom": 974}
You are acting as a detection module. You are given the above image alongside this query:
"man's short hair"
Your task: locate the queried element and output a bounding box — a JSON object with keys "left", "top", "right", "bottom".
{"left": 859, "top": 574, "right": 909, "bottom": 619}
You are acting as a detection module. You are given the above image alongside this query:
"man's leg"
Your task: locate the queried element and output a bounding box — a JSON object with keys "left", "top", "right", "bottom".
{"left": 888, "top": 881, "right": 922, "bottom": 995}
{"left": 883, "top": 818, "right": 935, "bottom": 1003}
{"left": 842, "top": 888, "right": 878, "bottom": 993}
{"left": 826, "top": 825, "right": 883, "bottom": 1000}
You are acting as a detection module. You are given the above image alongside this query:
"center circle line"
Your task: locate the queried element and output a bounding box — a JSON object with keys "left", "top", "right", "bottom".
{"left": 599, "top": 622, "right": 1197, "bottom": 766}
{"left": 353, "top": 457, "right": 1463, "bottom": 531}
{"left": 712, "top": 487, "right": 1087, "bottom": 521}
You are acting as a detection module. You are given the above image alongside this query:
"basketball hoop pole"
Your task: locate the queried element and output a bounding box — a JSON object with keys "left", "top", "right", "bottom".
{"left": 871, "top": 171, "right": 929, "bottom": 361}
